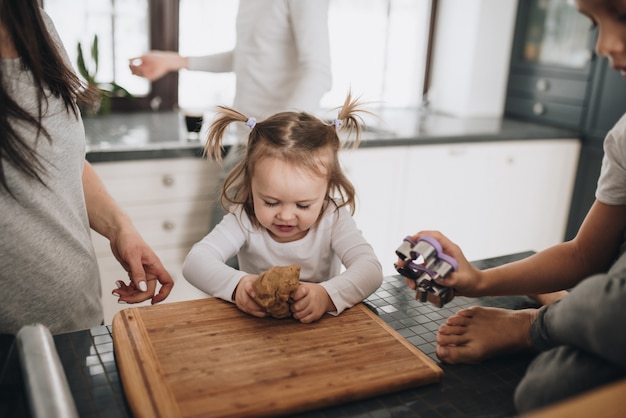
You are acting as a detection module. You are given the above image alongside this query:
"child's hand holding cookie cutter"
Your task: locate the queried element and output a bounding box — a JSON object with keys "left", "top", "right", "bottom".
{"left": 394, "top": 235, "right": 458, "bottom": 307}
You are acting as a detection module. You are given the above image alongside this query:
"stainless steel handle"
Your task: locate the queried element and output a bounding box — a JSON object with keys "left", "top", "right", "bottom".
{"left": 16, "top": 324, "right": 79, "bottom": 418}
{"left": 535, "top": 78, "right": 549, "bottom": 92}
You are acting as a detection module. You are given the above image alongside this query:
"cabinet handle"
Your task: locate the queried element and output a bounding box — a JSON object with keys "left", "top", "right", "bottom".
{"left": 535, "top": 78, "right": 550, "bottom": 92}
{"left": 162, "top": 220, "right": 175, "bottom": 231}
{"left": 162, "top": 174, "right": 175, "bottom": 187}
{"left": 532, "top": 102, "right": 545, "bottom": 115}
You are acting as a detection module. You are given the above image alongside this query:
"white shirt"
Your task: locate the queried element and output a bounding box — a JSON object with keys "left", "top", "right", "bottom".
{"left": 188, "top": 0, "right": 332, "bottom": 124}
{"left": 597, "top": 113, "right": 626, "bottom": 206}
{"left": 182, "top": 202, "right": 383, "bottom": 314}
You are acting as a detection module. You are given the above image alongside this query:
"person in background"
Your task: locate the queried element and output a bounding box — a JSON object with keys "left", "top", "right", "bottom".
{"left": 182, "top": 94, "right": 383, "bottom": 323}
{"left": 0, "top": 0, "right": 174, "bottom": 335}
{"left": 129, "top": 0, "right": 332, "bottom": 233}
{"left": 400, "top": 0, "right": 626, "bottom": 413}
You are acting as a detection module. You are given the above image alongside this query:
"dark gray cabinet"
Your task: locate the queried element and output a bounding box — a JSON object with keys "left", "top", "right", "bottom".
{"left": 504, "top": 0, "right": 594, "bottom": 129}
{"left": 565, "top": 58, "right": 626, "bottom": 240}
{"left": 583, "top": 57, "right": 626, "bottom": 143}
{"left": 505, "top": 0, "right": 626, "bottom": 240}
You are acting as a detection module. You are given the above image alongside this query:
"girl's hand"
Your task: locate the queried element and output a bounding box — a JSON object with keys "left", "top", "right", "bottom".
{"left": 290, "top": 283, "right": 335, "bottom": 323}
{"left": 407, "top": 230, "right": 485, "bottom": 297}
{"left": 233, "top": 275, "right": 267, "bottom": 317}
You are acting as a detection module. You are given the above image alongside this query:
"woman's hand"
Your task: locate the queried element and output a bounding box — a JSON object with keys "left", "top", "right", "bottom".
{"left": 109, "top": 227, "right": 174, "bottom": 304}
{"left": 290, "top": 283, "right": 335, "bottom": 323}
{"left": 129, "top": 51, "right": 188, "bottom": 81}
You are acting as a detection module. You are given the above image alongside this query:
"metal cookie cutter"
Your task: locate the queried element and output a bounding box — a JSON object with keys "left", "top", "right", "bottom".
{"left": 394, "top": 235, "right": 458, "bottom": 308}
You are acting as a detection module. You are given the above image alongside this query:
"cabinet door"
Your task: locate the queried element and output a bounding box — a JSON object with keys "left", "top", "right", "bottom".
{"left": 505, "top": 0, "right": 593, "bottom": 129}
{"left": 480, "top": 140, "right": 580, "bottom": 256}
{"left": 90, "top": 198, "right": 214, "bottom": 256}
{"left": 339, "top": 147, "right": 408, "bottom": 276}
{"left": 402, "top": 144, "right": 494, "bottom": 261}
{"left": 583, "top": 57, "right": 626, "bottom": 142}
{"left": 91, "top": 158, "right": 220, "bottom": 204}
{"left": 91, "top": 157, "right": 219, "bottom": 324}
{"left": 565, "top": 142, "right": 604, "bottom": 240}
{"left": 404, "top": 140, "right": 580, "bottom": 261}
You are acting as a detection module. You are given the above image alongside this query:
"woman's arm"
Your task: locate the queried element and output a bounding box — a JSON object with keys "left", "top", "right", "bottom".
{"left": 82, "top": 161, "right": 173, "bottom": 304}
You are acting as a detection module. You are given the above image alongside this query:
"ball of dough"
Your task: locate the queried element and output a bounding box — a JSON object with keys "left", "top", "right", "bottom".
{"left": 252, "top": 264, "right": 301, "bottom": 318}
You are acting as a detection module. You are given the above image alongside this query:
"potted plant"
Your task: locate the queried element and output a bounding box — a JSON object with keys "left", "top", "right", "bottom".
{"left": 76, "top": 34, "right": 132, "bottom": 115}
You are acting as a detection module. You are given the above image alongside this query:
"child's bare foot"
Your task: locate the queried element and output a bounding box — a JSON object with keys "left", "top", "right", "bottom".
{"left": 527, "top": 290, "right": 568, "bottom": 306}
{"left": 435, "top": 306, "right": 539, "bottom": 364}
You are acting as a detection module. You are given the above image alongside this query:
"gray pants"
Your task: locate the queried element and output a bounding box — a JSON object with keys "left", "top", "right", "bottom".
{"left": 515, "top": 250, "right": 626, "bottom": 413}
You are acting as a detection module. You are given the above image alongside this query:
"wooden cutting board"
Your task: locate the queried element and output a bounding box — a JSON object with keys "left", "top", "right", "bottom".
{"left": 112, "top": 298, "right": 442, "bottom": 418}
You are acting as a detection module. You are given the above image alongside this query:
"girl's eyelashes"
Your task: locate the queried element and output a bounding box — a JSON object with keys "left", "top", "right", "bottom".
{"left": 263, "top": 200, "right": 310, "bottom": 209}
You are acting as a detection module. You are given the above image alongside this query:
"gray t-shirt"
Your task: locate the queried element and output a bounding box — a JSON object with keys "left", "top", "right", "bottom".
{"left": 0, "top": 12, "right": 102, "bottom": 335}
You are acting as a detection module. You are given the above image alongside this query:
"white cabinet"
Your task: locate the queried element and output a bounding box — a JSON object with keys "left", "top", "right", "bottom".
{"left": 340, "top": 139, "right": 580, "bottom": 276}
{"left": 91, "top": 157, "right": 220, "bottom": 324}
{"left": 339, "top": 147, "right": 409, "bottom": 277}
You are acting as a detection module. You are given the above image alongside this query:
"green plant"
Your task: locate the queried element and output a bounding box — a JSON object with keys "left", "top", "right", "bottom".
{"left": 76, "top": 34, "right": 132, "bottom": 115}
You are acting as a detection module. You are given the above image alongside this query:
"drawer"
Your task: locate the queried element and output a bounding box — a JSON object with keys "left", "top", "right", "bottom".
{"left": 505, "top": 96, "right": 585, "bottom": 129}
{"left": 91, "top": 198, "right": 213, "bottom": 255}
{"left": 92, "top": 158, "right": 221, "bottom": 204}
{"left": 507, "top": 73, "right": 588, "bottom": 104}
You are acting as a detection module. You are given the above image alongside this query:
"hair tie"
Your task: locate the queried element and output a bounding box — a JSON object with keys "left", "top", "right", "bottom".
{"left": 246, "top": 117, "right": 257, "bottom": 130}
{"left": 333, "top": 119, "right": 343, "bottom": 129}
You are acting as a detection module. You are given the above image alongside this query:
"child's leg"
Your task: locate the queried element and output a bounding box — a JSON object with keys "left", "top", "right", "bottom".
{"left": 516, "top": 252, "right": 626, "bottom": 412}
{"left": 514, "top": 345, "right": 624, "bottom": 413}
{"left": 529, "top": 252, "right": 626, "bottom": 368}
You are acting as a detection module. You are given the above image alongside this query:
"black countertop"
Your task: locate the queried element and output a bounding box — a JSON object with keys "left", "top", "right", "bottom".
{"left": 1, "top": 251, "right": 543, "bottom": 418}
{"left": 84, "top": 109, "right": 579, "bottom": 163}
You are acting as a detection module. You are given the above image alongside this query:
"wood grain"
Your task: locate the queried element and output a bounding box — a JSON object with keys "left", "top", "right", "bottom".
{"left": 113, "top": 298, "right": 443, "bottom": 418}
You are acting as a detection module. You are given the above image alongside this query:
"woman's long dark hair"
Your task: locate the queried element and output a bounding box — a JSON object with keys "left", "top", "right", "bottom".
{"left": 0, "top": 0, "right": 99, "bottom": 197}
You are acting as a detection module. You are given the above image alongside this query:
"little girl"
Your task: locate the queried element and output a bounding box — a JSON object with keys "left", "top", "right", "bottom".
{"left": 183, "top": 94, "right": 383, "bottom": 323}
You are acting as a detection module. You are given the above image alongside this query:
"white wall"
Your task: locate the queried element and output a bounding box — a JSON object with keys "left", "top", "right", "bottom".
{"left": 429, "top": 0, "right": 518, "bottom": 118}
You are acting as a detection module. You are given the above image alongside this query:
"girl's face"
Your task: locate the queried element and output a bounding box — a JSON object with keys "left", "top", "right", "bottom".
{"left": 251, "top": 157, "right": 328, "bottom": 243}
{"left": 577, "top": 0, "right": 626, "bottom": 78}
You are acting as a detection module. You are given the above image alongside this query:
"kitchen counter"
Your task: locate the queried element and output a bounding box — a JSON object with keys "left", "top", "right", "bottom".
{"left": 1, "top": 251, "right": 543, "bottom": 418}
{"left": 84, "top": 109, "right": 579, "bottom": 163}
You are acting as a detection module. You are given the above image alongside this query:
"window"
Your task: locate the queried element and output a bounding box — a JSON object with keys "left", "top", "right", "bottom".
{"left": 44, "top": 0, "right": 432, "bottom": 112}
{"left": 44, "top": 0, "right": 177, "bottom": 111}
{"left": 325, "top": 0, "right": 431, "bottom": 108}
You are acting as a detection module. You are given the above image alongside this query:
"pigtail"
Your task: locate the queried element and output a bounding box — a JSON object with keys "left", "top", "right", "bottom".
{"left": 204, "top": 105, "right": 249, "bottom": 163}
{"left": 334, "top": 92, "right": 374, "bottom": 148}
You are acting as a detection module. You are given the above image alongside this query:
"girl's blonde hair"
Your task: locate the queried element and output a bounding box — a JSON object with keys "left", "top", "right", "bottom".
{"left": 205, "top": 93, "right": 372, "bottom": 228}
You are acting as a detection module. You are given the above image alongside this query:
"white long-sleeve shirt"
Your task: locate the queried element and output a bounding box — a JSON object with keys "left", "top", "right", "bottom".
{"left": 182, "top": 203, "right": 383, "bottom": 314}
{"left": 188, "top": 0, "right": 332, "bottom": 124}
